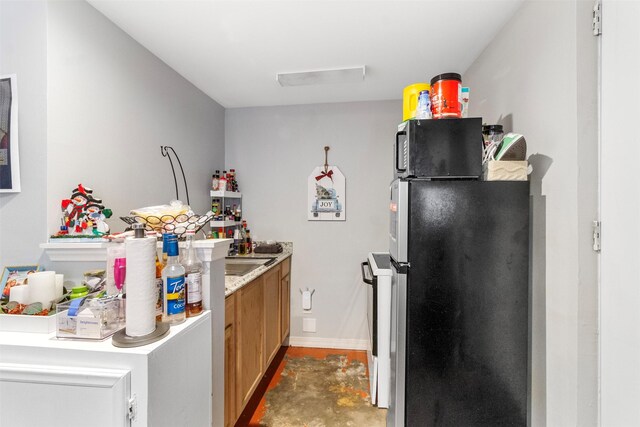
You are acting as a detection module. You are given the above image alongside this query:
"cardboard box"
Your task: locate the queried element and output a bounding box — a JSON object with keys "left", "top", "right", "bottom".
{"left": 483, "top": 160, "right": 528, "bottom": 181}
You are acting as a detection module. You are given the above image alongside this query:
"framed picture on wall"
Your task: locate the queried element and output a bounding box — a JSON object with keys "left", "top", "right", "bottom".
{"left": 308, "top": 165, "right": 346, "bottom": 221}
{"left": 0, "top": 74, "right": 20, "bottom": 193}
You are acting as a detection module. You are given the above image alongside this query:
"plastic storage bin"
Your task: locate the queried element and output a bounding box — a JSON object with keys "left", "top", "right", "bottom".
{"left": 56, "top": 296, "right": 124, "bottom": 340}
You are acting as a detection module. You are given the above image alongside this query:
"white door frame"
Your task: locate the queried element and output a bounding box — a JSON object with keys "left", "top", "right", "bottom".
{"left": 599, "top": 1, "right": 640, "bottom": 425}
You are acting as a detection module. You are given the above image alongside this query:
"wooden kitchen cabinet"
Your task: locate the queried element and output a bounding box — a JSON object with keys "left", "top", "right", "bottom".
{"left": 263, "top": 266, "right": 281, "bottom": 367}
{"left": 224, "top": 294, "right": 236, "bottom": 427}
{"left": 235, "top": 275, "right": 264, "bottom": 418}
{"left": 224, "top": 255, "right": 292, "bottom": 425}
{"left": 280, "top": 257, "right": 291, "bottom": 342}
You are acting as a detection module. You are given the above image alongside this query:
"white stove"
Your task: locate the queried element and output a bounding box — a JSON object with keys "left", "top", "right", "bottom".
{"left": 362, "top": 252, "right": 392, "bottom": 408}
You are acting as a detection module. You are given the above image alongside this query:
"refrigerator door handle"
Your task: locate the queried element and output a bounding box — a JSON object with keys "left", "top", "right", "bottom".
{"left": 361, "top": 261, "right": 374, "bottom": 285}
{"left": 395, "top": 131, "right": 406, "bottom": 172}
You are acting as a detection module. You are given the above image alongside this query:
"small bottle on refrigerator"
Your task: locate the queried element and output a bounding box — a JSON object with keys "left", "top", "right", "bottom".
{"left": 415, "top": 90, "right": 432, "bottom": 119}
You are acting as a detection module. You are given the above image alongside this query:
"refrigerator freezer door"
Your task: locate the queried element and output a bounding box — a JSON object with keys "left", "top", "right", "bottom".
{"left": 388, "top": 260, "right": 407, "bottom": 427}
{"left": 389, "top": 179, "right": 409, "bottom": 263}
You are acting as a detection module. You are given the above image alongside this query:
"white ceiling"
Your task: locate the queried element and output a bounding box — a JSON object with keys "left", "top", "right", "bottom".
{"left": 88, "top": 0, "right": 523, "bottom": 108}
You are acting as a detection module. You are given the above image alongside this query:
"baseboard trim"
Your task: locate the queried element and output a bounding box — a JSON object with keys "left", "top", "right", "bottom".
{"left": 288, "top": 336, "right": 369, "bottom": 351}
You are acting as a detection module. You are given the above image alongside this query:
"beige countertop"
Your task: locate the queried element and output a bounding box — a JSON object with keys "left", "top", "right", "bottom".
{"left": 224, "top": 242, "right": 292, "bottom": 296}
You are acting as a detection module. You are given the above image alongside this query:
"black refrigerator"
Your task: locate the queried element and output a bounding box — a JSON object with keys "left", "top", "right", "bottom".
{"left": 388, "top": 119, "right": 530, "bottom": 426}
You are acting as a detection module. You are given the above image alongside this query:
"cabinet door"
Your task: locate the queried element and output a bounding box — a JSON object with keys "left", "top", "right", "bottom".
{"left": 224, "top": 295, "right": 236, "bottom": 427}
{"left": 235, "top": 276, "right": 264, "bottom": 417}
{"left": 281, "top": 257, "right": 291, "bottom": 277}
{"left": 281, "top": 273, "right": 291, "bottom": 342}
{"left": 264, "top": 266, "right": 281, "bottom": 367}
{"left": 0, "top": 363, "right": 131, "bottom": 426}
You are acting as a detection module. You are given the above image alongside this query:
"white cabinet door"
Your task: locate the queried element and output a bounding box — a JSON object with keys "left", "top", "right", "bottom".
{"left": 0, "top": 363, "right": 131, "bottom": 426}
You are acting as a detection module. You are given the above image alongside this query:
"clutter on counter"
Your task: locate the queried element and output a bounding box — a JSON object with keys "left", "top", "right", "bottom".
{"left": 4, "top": 219, "right": 224, "bottom": 341}
{"left": 212, "top": 168, "right": 240, "bottom": 192}
{"left": 402, "top": 71, "right": 530, "bottom": 181}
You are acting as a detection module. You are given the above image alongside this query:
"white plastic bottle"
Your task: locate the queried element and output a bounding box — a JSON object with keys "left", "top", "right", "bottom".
{"left": 219, "top": 171, "right": 228, "bottom": 194}
{"left": 415, "top": 90, "right": 432, "bottom": 119}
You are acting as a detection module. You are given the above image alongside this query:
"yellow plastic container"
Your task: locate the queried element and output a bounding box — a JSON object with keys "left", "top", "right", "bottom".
{"left": 403, "top": 83, "right": 430, "bottom": 121}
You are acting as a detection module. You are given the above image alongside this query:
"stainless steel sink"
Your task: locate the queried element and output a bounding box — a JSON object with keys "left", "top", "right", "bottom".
{"left": 224, "top": 257, "right": 277, "bottom": 276}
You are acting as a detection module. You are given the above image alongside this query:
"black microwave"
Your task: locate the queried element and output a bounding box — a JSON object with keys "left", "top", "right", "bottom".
{"left": 394, "top": 118, "right": 483, "bottom": 179}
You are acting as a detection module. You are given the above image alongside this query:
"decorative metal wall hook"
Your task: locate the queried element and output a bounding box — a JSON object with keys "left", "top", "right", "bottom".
{"left": 160, "top": 146, "right": 190, "bottom": 205}
{"left": 323, "top": 146, "right": 330, "bottom": 173}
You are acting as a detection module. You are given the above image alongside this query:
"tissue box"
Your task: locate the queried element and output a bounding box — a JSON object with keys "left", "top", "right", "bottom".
{"left": 483, "top": 160, "right": 528, "bottom": 181}
{"left": 56, "top": 296, "right": 124, "bottom": 340}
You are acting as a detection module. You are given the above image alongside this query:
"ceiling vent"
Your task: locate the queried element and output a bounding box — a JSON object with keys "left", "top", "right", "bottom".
{"left": 276, "top": 66, "right": 365, "bottom": 87}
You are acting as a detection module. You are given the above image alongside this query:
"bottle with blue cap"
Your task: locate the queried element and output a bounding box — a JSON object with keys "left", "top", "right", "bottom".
{"left": 161, "top": 233, "right": 186, "bottom": 324}
{"left": 415, "top": 90, "right": 432, "bottom": 119}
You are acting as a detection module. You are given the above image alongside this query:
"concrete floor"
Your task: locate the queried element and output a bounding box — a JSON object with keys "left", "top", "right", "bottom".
{"left": 247, "top": 347, "right": 387, "bottom": 427}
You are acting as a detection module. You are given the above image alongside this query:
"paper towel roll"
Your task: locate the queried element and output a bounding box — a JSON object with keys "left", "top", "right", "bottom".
{"left": 54, "top": 274, "right": 64, "bottom": 299}
{"left": 28, "top": 271, "right": 56, "bottom": 310}
{"left": 125, "top": 236, "right": 157, "bottom": 337}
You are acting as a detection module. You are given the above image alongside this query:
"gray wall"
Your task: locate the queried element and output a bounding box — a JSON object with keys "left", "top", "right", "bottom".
{"left": 46, "top": 1, "right": 225, "bottom": 238}
{"left": 226, "top": 101, "right": 400, "bottom": 346}
{"left": 0, "top": 1, "right": 48, "bottom": 265}
{"left": 0, "top": 1, "right": 225, "bottom": 269}
{"left": 463, "top": 1, "right": 598, "bottom": 426}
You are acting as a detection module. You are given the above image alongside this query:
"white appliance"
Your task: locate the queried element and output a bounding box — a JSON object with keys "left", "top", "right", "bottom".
{"left": 361, "top": 252, "right": 392, "bottom": 408}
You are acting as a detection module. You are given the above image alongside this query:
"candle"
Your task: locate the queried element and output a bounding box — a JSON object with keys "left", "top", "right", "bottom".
{"left": 9, "top": 285, "right": 30, "bottom": 305}
{"left": 54, "top": 274, "right": 64, "bottom": 299}
{"left": 28, "top": 271, "right": 56, "bottom": 310}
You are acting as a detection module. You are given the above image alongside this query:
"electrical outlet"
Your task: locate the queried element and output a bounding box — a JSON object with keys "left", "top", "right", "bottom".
{"left": 302, "top": 317, "right": 317, "bottom": 333}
